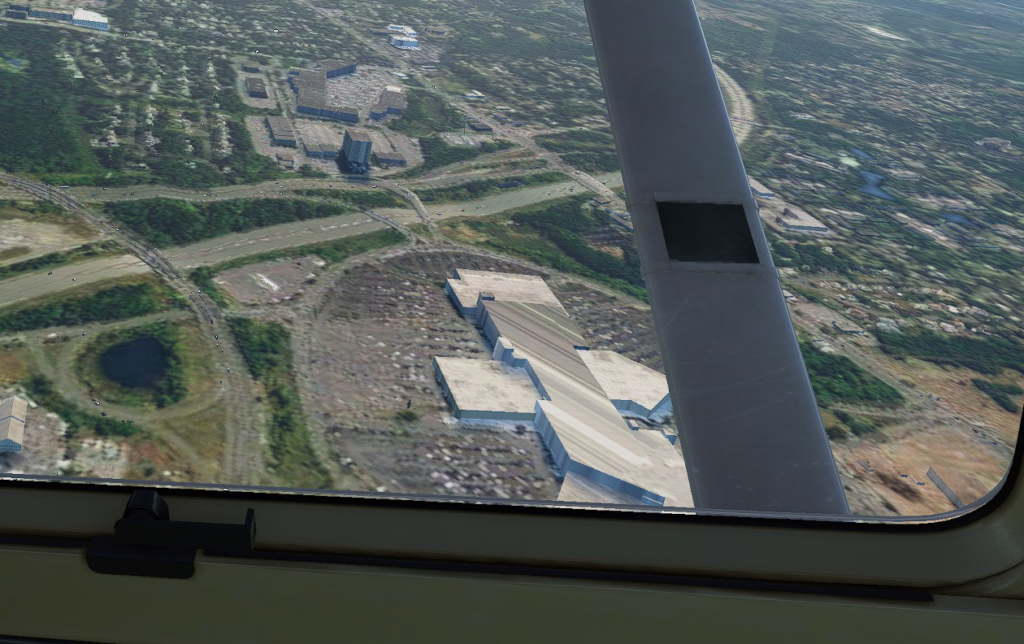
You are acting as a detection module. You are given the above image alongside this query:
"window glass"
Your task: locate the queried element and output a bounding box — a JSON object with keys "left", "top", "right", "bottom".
{"left": 0, "top": 0, "right": 1019, "bottom": 520}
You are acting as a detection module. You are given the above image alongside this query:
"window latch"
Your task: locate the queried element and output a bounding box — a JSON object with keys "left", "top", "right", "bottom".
{"left": 86, "top": 490, "right": 256, "bottom": 579}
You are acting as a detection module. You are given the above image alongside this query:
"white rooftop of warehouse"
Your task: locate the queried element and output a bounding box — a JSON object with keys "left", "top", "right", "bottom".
{"left": 447, "top": 269, "right": 565, "bottom": 313}
{"left": 434, "top": 358, "right": 539, "bottom": 415}
{"left": 73, "top": 8, "right": 107, "bottom": 22}
{"left": 577, "top": 350, "right": 669, "bottom": 413}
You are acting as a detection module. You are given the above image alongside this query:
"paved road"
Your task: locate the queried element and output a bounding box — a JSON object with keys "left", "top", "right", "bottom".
{"left": 0, "top": 255, "right": 149, "bottom": 310}
{"left": 164, "top": 213, "right": 386, "bottom": 269}
{"left": 1, "top": 174, "right": 266, "bottom": 486}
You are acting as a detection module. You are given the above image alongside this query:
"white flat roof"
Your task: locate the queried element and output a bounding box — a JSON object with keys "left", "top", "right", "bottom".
{"left": 448, "top": 269, "right": 565, "bottom": 313}
{"left": 73, "top": 8, "right": 107, "bottom": 23}
{"left": 484, "top": 300, "right": 691, "bottom": 506}
{"left": 577, "top": 350, "right": 669, "bottom": 412}
{"left": 434, "top": 357, "right": 539, "bottom": 414}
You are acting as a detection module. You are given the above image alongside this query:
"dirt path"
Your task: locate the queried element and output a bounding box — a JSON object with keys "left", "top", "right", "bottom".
{"left": 714, "top": 64, "right": 756, "bottom": 147}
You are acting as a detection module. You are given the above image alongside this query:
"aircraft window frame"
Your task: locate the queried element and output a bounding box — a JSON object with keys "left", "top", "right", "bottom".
{"left": 0, "top": 436, "right": 1019, "bottom": 588}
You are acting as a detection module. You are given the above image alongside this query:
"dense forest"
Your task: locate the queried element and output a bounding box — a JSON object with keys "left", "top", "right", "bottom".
{"left": 104, "top": 198, "right": 355, "bottom": 247}
{"left": 227, "top": 317, "right": 331, "bottom": 488}
{"left": 398, "top": 137, "right": 515, "bottom": 178}
{"left": 877, "top": 329, "right": 1024, "bottom": 376}
{"left": 0, "top": 28, "right": 104, "bottom": 177}
{"left": 0, "top": 282, "right": 177, "bottom": 333}
{"left": 534, "top": 130, "right": 621, "bottom": 173}
{"left": 798, "top": 340, "right": 905, "bottom": 406}
{"left": 972, "top": 378, "right": 1023, "bottom": 413}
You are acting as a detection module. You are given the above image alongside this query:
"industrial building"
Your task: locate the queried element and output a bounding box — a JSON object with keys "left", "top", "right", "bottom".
{"left": 316, "top": 60, "right": 357, "bottom": 78}
{"left": 369, "top": 86, "right": 406, "bottom": 120}
{"left": 29, "top": 6, "right": 72, "bottom": 20}
{"left": 71, "top": 8, "right": 107, "bottom": 30}
{"left": 775, "top": 206, "right": 828, "bottom": 233}
{"left": 245, "top": 77, "right": 268, "bottom": 98}
{"left": 0, "top": 396, "right": 27, "bottom": 453}
{"left": 389, "top": 34, "right": 420, "bottom": 50}
{"left": 289, "top": 70, "right": 358, "bottom": 123}
{"left": 341, "top": 129, "right": 372, "bottom": 172}
{"left": 301, "top": 123, "right": 342, "bottom": 159}
{"left": 464, "top": 90, "right": 486, "bottom": 100}
{"left": 424, "top": 25, "right": 448, "bottom": 35}
{"left": 264, "top": 116, "right": 296, "bottom": 147}
{"left": 435, "top": 270, "right": 691, "bottom": 507}
{"left": 372, "top": 151, "right": 407, "bottom": 167}
{"left": 242, "top": 61, "right": 261, "bottom": 73}
{"left": 467, "top": 119, "right": 492, "bottom": 132}
{"left": 276, "top": 152, "right": 296, "bottom": 170}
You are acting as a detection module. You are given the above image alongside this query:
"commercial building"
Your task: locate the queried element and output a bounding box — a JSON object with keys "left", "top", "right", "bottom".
{"left": 0, "top": 396, "right": 27, "bottom": 453}
{"left": 369, "top": 87, "right": 406, "bottom": 120}
{"left": 341, "top": 128, "right": 372, "bottom": 172}
{"left": 775, "top": 206, "right": 828, "bottom": 233}
{"left": 242, "top": 61, "right": 261, "bottom": 73}
{"left": 264, "top": 116, "right": 296, "bottom": 147}
{"left": 8, "top": 3, "right": 31, "bottom": 12}
{"left": 387, "top": 24, "right": 417, "bottom": 36}
{"left": 5, "top": 9, "right": 27, "bottom": 18}
{"left": 424, "top": 25, "right": 448, "bottom": 35}
{"left": 316, "top": 59, "right": 357, "bottom": 78}
{"left": 464, "top": 90, "right": 486, "bottom": 100}
{"left": 289, "top": 70, "right": 358, "bottom": 123}
{"left": 436, "top": 270, "right": 691, "bottom": 507}
{"left": 245, "top": 77, "right": 268, "bottom": 98}
{"left": 71, "top": 8, "right": 107, "bottom": 30}
{"left": 467, "top": 119, "right": 492, "bottom": 132}
{"left": 301, "top": 123, "right": 342, "bottom": 159}
{"left": 29, "top": 7, "right": 72, "bottom": 20}
{"left": 372, "top": 151, "right": 407, "bottom": 167}
{"left": 389, "top": 34, "right": 419, "bottom": 50}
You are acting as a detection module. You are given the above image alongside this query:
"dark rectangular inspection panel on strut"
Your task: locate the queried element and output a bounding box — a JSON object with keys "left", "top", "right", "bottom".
{"left": 657, "top": 202, "right": 759, "bottom": 263}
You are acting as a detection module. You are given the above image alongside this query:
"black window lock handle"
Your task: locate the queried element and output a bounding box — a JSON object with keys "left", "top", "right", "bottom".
{"left": 114, "top": 489, "right": 256, "bottom": 552}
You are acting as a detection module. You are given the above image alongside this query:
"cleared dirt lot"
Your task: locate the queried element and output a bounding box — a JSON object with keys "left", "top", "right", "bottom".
{"left": 217, "top": 255, "right": 322, "bottom": 305}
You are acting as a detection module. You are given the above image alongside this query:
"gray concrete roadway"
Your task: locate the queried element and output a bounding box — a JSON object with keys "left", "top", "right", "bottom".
{"left": 0, "top": 255, "right": 149, "bottom": 309}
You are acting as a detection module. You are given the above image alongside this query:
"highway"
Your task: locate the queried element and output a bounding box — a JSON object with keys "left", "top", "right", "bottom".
{"left": 1, "top": 174, "right": 267, "bottom": 487}
{"left": 0, "top": 255, "right": 149, "bottom": 310}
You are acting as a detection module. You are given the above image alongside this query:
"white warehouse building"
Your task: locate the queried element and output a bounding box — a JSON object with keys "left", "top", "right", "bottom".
{"left": 389, "top": 34, "right": 419, "bottom": 50}
{"left": 434, "top": 269, "right": 691, "bottom": 508}
{"left": 72, "top": 8, "right": 109, "bottom": 30}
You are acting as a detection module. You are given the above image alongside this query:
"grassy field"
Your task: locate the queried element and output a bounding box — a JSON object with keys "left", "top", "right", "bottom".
{"left": 438, "top": 195, "right": 648, "bottom": 300}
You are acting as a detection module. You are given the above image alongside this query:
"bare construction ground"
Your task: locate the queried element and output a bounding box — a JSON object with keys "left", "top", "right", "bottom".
{"left": 324, "top": 66, "right": 403, "bottom": 120}
{"left": 0, "top": 209, "right": 100, "bottom": 266}
{"left": 294, "top": 247, "right": 561, "bottom": 499}
{"left": 217, "top": 255, "right": 322, "bottom": 305}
